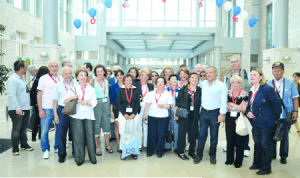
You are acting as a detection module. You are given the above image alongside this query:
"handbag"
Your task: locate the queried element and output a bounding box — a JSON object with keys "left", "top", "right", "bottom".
{"left": 62, "top": 88, "right": 77, "bottom": 115}
{"left": 273, "top": 120, "right": 284, "bottom": 141}
{"left": 236, "top": 112, "right": 252, "bottom": 136}
{"left": 175, "top": 107, "right": 189, "bottom": 119}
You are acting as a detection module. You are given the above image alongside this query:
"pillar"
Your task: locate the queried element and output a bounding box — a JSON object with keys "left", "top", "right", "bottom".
{"left": 99, "top": 45, "right": 107, "bottom": 66}
{"left": 36, "top": 0, "right": 42, "bottom": 18}
{"left": 43, "top": 0, "right": 58, "bottom": 44}
{"left": 59, "top": 0, "right": 65, "bottom": 30}
{"left": 7, "top": 0, "right": 14, "bottom": 5}
{"left": 22, "top": 0, "right": 30, "bottom": 12}
{"left": 272, "top": 0, "right": 288, "bottom": 48}
{"left": 214, "top": 5, "right": 222, "bottom": 79}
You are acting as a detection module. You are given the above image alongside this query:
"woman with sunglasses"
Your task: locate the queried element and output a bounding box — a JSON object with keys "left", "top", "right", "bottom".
{"left": 150, "top": 71, "right": 159, "bottom": 89}
{"left": 199, "top": 71, "right": 207, "bottom": 88}
{"left": 225, "top": 75, "right": 248, "bottom": 168}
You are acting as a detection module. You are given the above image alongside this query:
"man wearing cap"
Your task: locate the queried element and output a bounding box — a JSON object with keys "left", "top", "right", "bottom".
{"left": 268, "top": 62, "right": 299, "bottom": 164}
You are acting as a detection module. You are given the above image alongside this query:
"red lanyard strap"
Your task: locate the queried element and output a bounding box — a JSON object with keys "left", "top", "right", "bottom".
{"left": 231, "top": 89, "right": 242, "bottom": 104}
{"left": 274, "top": 79, "right": 284, "bottom": 94}
{"left": 63, "top": 81, "right": 74, "bottom": 92}
{"left": 97, "top": 78, "right": 106, "bottom": 95}
{"left": 81, "top": 84, "right": 87, "bottom": 100}
{"left": 250, "top": 91, "right": 258, "bottom": 106}
{"left": 155, "top": 90, "right": 164, "bottom": 104}
{"left": 188, "top": 84, "right": 196, "bottom": 103}
{"left": 170, "top": 86, "right": 178, "bottom": 97}
{"left": 125, "top": 86, "right": 133, "bottom": 105}
{"left": 140, "top": 82, "right": 148, "bottom": 98}
{"left": 48, "top": 73, "right": 60, "bottom": 83}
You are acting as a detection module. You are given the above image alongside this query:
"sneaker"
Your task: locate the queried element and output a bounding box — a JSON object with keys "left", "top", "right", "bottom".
{"left": 54, "top": 149, "right": 58, "bottom": 153}
{"left": 185, "top": 143, "right": 190, "bottom": 151}
{"left": 12, "top": 148, "right": 20, "bottom": 156}
{"left": 244, "top": 150, "right": 249, "bottom": 157}
{"left": 21, "top": 145, "right": 34, "bottom": 151}
{"left": 43, "top": 150, "right": 50, "bottom": 159}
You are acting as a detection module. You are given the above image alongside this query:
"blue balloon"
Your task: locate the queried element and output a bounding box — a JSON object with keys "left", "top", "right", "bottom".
{"left": 248, "top": 17, "right": 257, "bottom": 27}
{"left": 58, "top": 44, "right": 61, "bottom": 46}
{"left": 105, "top": 0, "right": 112, "bottom": 8}
{"left": 73, "top": 19, "right": 81, "bottom": 29}
{"left": 272, "top": 46, "right": 275, "bottom": 48}
{"left": 233, "top": 6, "right": 241, "bottom": 16}
{"left": 216, "top": 0, "right": 224, "bottom": 7}
{"left": 125, "top": 0, "right": 128, "bottom": 1}
{"left": 89, "top": 8, "right": 97, "bottom": 18}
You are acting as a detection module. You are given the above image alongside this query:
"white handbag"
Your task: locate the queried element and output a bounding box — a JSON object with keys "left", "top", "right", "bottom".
{"left": 236, "top": 112, "right": 252, "bottom": 136}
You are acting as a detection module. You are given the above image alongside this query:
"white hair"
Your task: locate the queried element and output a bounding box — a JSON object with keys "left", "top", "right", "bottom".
{"left": 28, "top": 65, "right": 37, "bottom": 72}
{"left": 230, "top": 55, "right": 241, "bottom": 62}
{"left": 207, "top": 66, "right": 218, "bottom": 72}
{"left": 61, "top": 66, "right": 72, "bottom": 74}
{"left": 47, "top": 60, "right": 59, "bottom": 67}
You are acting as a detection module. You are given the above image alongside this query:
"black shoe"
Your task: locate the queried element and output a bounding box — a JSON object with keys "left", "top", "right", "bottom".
{"left": 178, "top": 154, "right": 189, "bottom": 161}
{"left": 21, "top": 145, "right": 34, "bottom": 151}
{"left": 280, "top": 158, "right": 287, "bottom": 164}
{"left": 210, "top": 157, "right": 216, "bottom": 165}
{"left": 76, "top": 161, "right": 84, "bottom": 166}
{"left": 193, "top": 156, "right": 202, "bottom": 164}
{"left": 58, "top": 157, "right": 65, "bottom": 163}
{"left": 188, "top": 152, "right": 196, "bottom": 159}
{"left": 174, "top": 149, "right": 178, "bottom": 154}
{"left": 256, "top": 170, "right": 272, "bottom": 175}
{"left": 91, "top": 160, "right": 97, "bottom": 164}
{"left": 272, "top": 156, "right": 276, "bottom": 160}
{"left": 234, "top": 164, "right": 242, "bottom": 168}
{"left": 164, "top": 148, "right": 171, "bottom": 152}
{"left": 147, "top": 153, "right": 153, "bottom": 157}
{"left": 249, "top": 165, "right": 260, "bottom": 170}
{"left": 109, "top": 137, "right": 116, "bottom": 142}
{"left": 225, "top": 161, "right": 233, "bottom": 165}
{"left": 12, "top": 147, "right": 20, "bottom": 156}
{"left": 157, "top": 154, "right": 162, "bottom": 158}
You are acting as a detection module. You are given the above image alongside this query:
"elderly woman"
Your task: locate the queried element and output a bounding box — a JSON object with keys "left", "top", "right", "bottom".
{"left": 63, "top": 69, "right": 97, "bottom": 166}
{"left": 177, "top": 68, "right": 190, "bottom": 87}
{"left": 143, "top": 76, "right": 173, "bottom": 158}
{"left": 162, "top": 66, "right": 174, "bottom": 88}
{"left": 52, "top": 66, "right": 77, "bottom": 163}
{"left": 106, "top": 69, "right": 112, "bottom": 79}
{"left": 225, "top": 75, "right": 248, "bottom": 168}
{"left": 245, "top": 68, "right": 281, "bottom": 175}
{"left": 109, "top": 70, "right": 125, "bottom": 153}
{"left": 293, "top": 72, "right": 300, "bottom": 136}
{"left": 150, "top": 71, "right": 159, "bottom": 89}
{"left": 117, "top": 74, "right": 140, "bottom": 160}
{"left": 134, "top": 68, "right": 154, "bottom": 151}
{"left": 174, "top": 72, "right": 201, "bottom": 161}
{"left": 88, "top": 65, "right": 112, "bottom": 155}
{"left": 128, "top": 67, "right": 140, "bottom": 83}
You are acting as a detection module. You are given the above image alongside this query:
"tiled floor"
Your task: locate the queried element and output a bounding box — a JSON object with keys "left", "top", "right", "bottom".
{"left": 0, "top": 106, "right": 300, "bottom": 177}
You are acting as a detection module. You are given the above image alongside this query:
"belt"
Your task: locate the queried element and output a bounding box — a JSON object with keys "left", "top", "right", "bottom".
{"left": 202, "top": 108, "right": 219, "bottom": 113}
{"left": 97, "top": 97, "right": 107, "bottom": 99}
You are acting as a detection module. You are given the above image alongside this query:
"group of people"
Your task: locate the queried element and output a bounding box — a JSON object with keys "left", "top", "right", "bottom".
{"left": 6, "top": 57, "right": 299, "bottom": 175}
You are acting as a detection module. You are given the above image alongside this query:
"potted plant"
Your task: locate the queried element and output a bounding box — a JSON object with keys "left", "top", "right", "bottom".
{"left": 0, "top": 65, "right": 12, "bottom": 95}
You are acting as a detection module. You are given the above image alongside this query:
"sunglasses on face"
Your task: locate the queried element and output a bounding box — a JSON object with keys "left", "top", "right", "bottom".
{"left": 231, "top": 81, "right": 240, "bottom": 84}
{"left": 200, "top": 75, "right": 206, "bottom": 77}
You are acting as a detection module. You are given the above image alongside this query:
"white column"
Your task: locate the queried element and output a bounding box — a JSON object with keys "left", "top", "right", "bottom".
{"left": 36, "top": 0, "right": 42, "bottom": 18}
{"left": 241, "top": 0, "right": 252, "bottom": 73}
{"left": 22, "top": 0, "right": 30, "bottom": 12}
{"left": 43, "top": 0, "right": 58, "bottom": 44}
{"left": 99, "top": 45, "right": 107, "bottom": 65}
{"left": 59, "top": 0, "right": 64, "bottom": 30}
{"left": 272, "top": 0, "right": 288, "bottom": 48}
{"left": 97, "top": 0, "right": 107, "bottom": 66}
{"left": 214, "top": 5, "right": 222, "bottom": 79}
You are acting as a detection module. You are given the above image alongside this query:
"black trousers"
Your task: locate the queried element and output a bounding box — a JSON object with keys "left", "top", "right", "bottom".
{"left": 71, "top": 118, "right": 96, "bottom": 164}
{"left": 32, "top": 105, "right": 41, "bottom": 139}
{"left": 177, "top": 112, "right": 198, "bottom": 154}
{"left": 225, "top": 114, "right": 246, "bottom": 165}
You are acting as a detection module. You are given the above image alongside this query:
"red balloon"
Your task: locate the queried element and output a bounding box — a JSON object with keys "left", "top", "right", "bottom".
{"left": 90, "top": 18, "right": 96, "bottom": 24}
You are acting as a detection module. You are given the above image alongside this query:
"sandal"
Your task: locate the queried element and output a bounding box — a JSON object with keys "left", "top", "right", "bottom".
{"left": 131, "top": 154, "right": 138, "bottom": 160}
{"left": 106, "top": 145, "right": 113, "bottom": 153}
{"left": 96, "top": 147, "right": 102, "bottom": 156}
{"left": 117, "top": 149, "right": 122, "bottom": 153}
{"left": 120, "top": 156, "right": 126, "bottom": 160}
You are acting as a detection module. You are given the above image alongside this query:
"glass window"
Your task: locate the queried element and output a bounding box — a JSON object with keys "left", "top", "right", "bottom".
{"left": 14, "top": 0, "right": 22, "bottom": 9}
{"left": 266, "top": 4, "right": 272, "bottom": 49}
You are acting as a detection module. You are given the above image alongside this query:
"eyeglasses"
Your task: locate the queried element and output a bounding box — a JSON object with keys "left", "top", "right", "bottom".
{"left": 152, "top": 75, "right": 158, "bottom": 77}
{"left": 230, "top": 61, "right": 239, "bottom": 64}
{"left": 231, "top": 81, "right": 240, "bottom": 84}
{"left": 200, "top": 75, "right": 206, "bottom": 77}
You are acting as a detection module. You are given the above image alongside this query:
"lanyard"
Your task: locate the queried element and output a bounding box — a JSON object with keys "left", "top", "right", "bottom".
{"left": 81, "top": 84, "right": 87, "bottom": 100}
{"left": 48, "top": 73, "right": 60, "bottom": 83}
{"left": 250, "top": 90, "right": 258, "bottom": 106}
{"left": 155, "top": 90, "right": 164, "bottom": 104}
{"left": 274, "top": 79, "right": 284, "bottom": 94}
{"left": 96, "top": 78, "right": 106, "bottom": 95}
{"left": 125, "top": 86, "right": 133, "bottom": 105}
{"left": 188, "top": 84, "right": 196, "bottom": 103}
{"left": 63, "top": 81, "right": 74, "bottom": 92}
{"left": 231, "top": 89, "right": 242, "bottom": 104}
{"left": 140, "top": 82, "right": 148, "bottom": 98}
{"left": 170, "top": 86, "right": 178, "bottom": 97}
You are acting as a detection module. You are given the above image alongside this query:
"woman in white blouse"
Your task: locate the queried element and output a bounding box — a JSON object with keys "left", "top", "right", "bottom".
{"left": 64, "top": 69, "right": 97, "bottom": 166}
{"left": 143, "top": 76, "right": 173, "bottom": 158}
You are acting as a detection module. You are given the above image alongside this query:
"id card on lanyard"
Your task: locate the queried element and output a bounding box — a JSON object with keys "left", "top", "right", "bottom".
{"left": 230, "top": 90, "right": 241, "bottom": 117}
{"left": 125, "top": 86, "right": 133, "bottom": 113}
{"left": 189, "top": 84, "right": 196, "bottom": 111}
{"left": 97, "top": 78, "right": 107, "bottom": 102}
{"left": 79, "top": 84, "right": 87, "bottom": 111}
{"left": 155, "top": 90, "right": 164, "bottom": 111}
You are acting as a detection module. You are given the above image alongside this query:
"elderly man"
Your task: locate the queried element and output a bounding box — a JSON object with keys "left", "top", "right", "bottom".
{"left": 107, "top": 65, "right": 121, "bottom": 85}
{"left": 37, "top": 60, "right": 61, "bottom": 159}
{"left": 224, "top": 55, "right": 251, "bottom": 157}
{"left": 268, "top": 62, "right": 299, "bottom": 164}
{"left": 195, "top": 64, "right": 205, "bottom": 86}
{"left": 28, "top": 65, "right": 38, "bottom": 88}
{"left": 194, "top": 66, "right": 227, "bottom": 165}
{"left": 82, "top": 62, "right": 94, "bottom": 81}
{"left": 52, "top": 66, "right": 77, "bottom": 163}
{"left": 7, "top": 60, "right": 34, "bottom": 155}
{"left": 62, "top": 61, "right": 72, "bottom": 69}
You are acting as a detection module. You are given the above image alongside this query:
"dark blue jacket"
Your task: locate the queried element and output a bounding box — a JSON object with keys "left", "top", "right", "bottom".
{"left": 245, "top": 84, "right": 282, "bottom": 128}
{"left": 108, "top": 77, "right": 117, "bottom": 85}
{"left": 109, "top": 82, "right": 120, "bottom": 106}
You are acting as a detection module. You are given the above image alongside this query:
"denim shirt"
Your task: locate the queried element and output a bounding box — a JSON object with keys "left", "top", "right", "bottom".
{"left": 268, "top": 78, "right": 299, "bottom": 119}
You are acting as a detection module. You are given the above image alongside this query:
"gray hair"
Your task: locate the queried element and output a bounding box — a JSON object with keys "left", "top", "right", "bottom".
{"left": 62, "top": 61, "right": 71, "bottom": 67}
{"left": 28, "top": 65, "right": 37, "bottom": 72}
{"left": 230, "top": 55, "right": 240, "bottom": 62}
{"left": 61, "top": 66, "right": 72, "bottom": 75}
{"left": 207, "top": 66, "right": 218, "bottom": 72}
{"left": 47, "top": 60, "right": 59, "bottom": 67}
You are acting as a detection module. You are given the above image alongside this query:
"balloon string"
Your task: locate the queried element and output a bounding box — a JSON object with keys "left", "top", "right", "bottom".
{"left": 232, "top": 16, "right": 239, "bottom": 22}
{"left": 198, "top": 0, "right": 203, "bottom": 8}
{"left": 91, "top": 18, "right": 96, "bottom": 24}
{"left": 122, "top": 2, "right": 129, "bottom": 8}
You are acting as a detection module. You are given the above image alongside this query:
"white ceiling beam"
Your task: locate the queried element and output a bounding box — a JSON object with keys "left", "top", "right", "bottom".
{"left": 189, "top": 40, "right": 215, "bottom": 58}
{"left": 107, "top": 34, "right": 214, "bottom": 41}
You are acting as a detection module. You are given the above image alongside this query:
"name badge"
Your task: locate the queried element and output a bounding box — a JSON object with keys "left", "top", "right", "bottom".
{"left": 126, "top": 106, "right": 133, "bottom": 113}
{"left": 175, "top": 92, "right": 178, "bottom": 97}
{"left": 190, "top": 103, "right": 194, "bottom": 111}
{"left": 103, "top": 98, "right": 108, "bottom": 103}
{"left": 230, "top": 110, "right": 238, "bottom": 117}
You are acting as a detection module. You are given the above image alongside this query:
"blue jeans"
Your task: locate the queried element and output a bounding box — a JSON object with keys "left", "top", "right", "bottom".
{"left": 41, "top": 109, "right": 58, "bottom": 152}
{"left": 111, "top": 123, "right": 116, "bottom": 138}
{"left": 165, "top": 109, "right": 179, "bottom": 150}
{"left": 57, "top": 106, "right": 73, "bottom": 158}
{"left": 197, "top": 109, "right": 220, "bottom": 158}
{"left": 271, "top": 119, "right": 290, "bottom": 159}
{"left": 252, "top": 127, "right": 274, "bottom": 172}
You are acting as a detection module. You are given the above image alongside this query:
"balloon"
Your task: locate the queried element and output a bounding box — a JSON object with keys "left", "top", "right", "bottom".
{"left": 81, "top": 13, "right": 90, "bottom": 22}
{"left": 95, "top": 3, "right": 105, "bottom": 13}
{"left": 239, "top": 10, "right": 248, "bottom": 21}
{"left": 125, "top": 0, "right": 128, "bottom": 1}
{"left": 89, "top": 8, "right": 97, "bottom": 18}
{"left": 216, "top": 0, "right": 224, "bottom": 7}
{"left": 208, "top": 0, "right": 215, "bottom": 4}
{"left": 248, "top": 17, "right": 258, "bottom": 27}
{"left": 114, "top": 0, "right": 121, "bottom": 4}
{"left": 73, "top": 19, "right": 81, "bottom": 29}
{"left": 224, "top": 1, "right": 233, "bottom": 11}
{"left": 105, "top": 0, "right": 113, "bottom": 8}
{"left": 233, "top": 6, "right": 241, "bottom": 16}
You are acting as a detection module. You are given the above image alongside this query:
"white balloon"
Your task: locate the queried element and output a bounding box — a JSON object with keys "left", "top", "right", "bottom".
{"left": 95, "top": 3, "right": 105, "bottom": 13}
{"left": 81, "top": 13, "right": 90, "bottom": 22}
{"left": 208, "top": 0, "right": 215, "bottom": 4}
{"left": 224, "top": 1, "right": 233, "bottom": 11}
{"left": 114, "top": 0, "right": 121, "bottom": 4}
{"left": 239, "top": 10, "right": 249, "bottom": 21}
